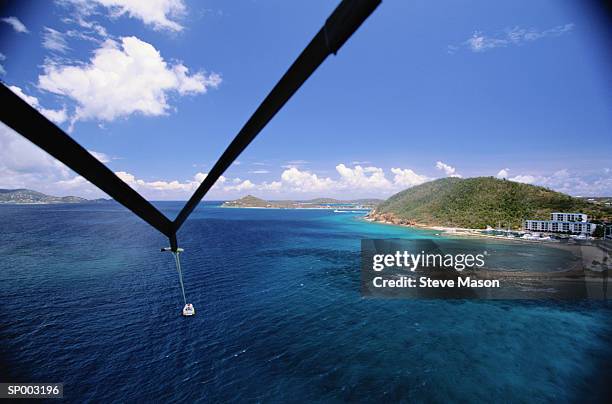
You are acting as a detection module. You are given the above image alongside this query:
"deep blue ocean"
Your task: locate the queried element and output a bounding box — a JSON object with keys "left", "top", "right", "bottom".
{"left": 0, "top": 202, "right": 610, "bottom": 402}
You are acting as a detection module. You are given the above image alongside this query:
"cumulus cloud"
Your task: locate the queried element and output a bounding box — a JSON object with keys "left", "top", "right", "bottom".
{"left": 115, "top": 171, "right": 226, "bottom": 194}
{"left": 4, "top": 138, "right": 611, "bottom": 200}
{"left": 259, "top": 181, "right": 282, "bottom": 191}
{"left": 336, "top": 164, "right": 392, "bottom": 190}
{"left": 281, "top": 167, "right": 336, "bottom": 192}
{"left": 391, "top": 167, "right": 430, "bottom": 187}
{"left": 496, "top": 168, "right": 510, "bottom": 179}
{"left": 38, "top": 36, "right": 220, "bottom": 125}
{"left": 2, "top": 16, "right": 29, "bottom": 33}
{"left": 435, "top": 161, "right": 461, "bottom": 177}
{"left": 453, "top": 23, "right": 574, "bottom": 53}
{"left": 9, "top": 85, "right": 68, "bottom": 124}
{"left": 277, "top": 164, "right": 430, "bottom": 195}
{"left": 56, "top": 175, "right": 92, "bottom": 189}
{"left": 224, "top": 179, "right": 255, "bottom": 192}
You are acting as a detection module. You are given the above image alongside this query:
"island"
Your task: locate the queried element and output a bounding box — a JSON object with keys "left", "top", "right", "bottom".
{"left": 0, "top": 188, "right": 108, "bottom": 204}
{"left": 367, "top": 177, "right": 612, "bottom": 230}
{"left": 221, "top": 195, "right": 381, "bottom": 210}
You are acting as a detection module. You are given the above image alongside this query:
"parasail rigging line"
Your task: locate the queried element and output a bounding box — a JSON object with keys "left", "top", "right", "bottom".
{"left": 0, "top": 0, "right": 380, "bottom": 251}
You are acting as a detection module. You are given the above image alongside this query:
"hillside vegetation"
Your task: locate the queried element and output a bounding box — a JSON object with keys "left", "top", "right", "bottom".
{"left": 222, "top": 195, "right": 381, "bottom": 208}
{"left": 0, "top": 189, "right": 90, "bottom": 204}
{"left": 372, "top": 177, "right": 612, "bottom": 229}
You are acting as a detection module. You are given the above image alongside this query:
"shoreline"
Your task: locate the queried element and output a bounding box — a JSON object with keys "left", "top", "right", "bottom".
{"left": 220, "top": 205, "right": 372, "bottom": 211}
{"left": 364, "top": 214, "right": 578, "bottom": 245}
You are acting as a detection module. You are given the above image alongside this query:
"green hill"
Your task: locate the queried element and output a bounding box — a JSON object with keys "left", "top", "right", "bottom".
{"left": 222, "top": 195, "right": 381, "bottom": 208}
{"left": 372, "top": 177, "right": 612, "bottom": 229}
{"left": 222, "top": 195, "right": 271, "bottom": 208}
{"left": 0, "top": 188, "right": 92, "bottom": 204}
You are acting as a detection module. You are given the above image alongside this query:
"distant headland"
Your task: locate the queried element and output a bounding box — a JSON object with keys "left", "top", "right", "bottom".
{"left": 221, "top": 195, "right": 381, "bottom": 210}
{"left": 0, "top": 189, "right": 108, "bottom": 204}
{"left": 368, "top": 177, "right": 612, "bottom": 230}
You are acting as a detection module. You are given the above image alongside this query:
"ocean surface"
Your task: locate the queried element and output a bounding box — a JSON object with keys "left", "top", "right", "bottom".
{"left": 0, "top": 202, "right": 610, "bottom": 402}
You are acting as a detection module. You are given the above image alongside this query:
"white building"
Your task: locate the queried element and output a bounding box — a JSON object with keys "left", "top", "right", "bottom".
{"left": 524, "top": 212, "right": 596, "bottom": 235}
{"left": 550, "top": 212, "right": 587, "bottom": 222}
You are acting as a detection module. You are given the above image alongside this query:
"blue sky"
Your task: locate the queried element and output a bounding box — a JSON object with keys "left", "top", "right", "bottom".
{"left": 0, "top": 0, "right": 611, "bottom": 199}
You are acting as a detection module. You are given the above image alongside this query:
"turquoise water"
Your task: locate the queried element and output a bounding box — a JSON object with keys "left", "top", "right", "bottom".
{"left": 0, "top": 202, "right": 610, "bottom": 402}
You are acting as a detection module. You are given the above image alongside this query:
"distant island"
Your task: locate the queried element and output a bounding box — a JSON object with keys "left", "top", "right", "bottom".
{"left": 222, "top": 195, "right": 381, "bottom": 209}
{"left": 368, "top": 177, "right": 612, "bottom": 230}
{"left": 0, "top": 189, "right": 107, "bottom": 204}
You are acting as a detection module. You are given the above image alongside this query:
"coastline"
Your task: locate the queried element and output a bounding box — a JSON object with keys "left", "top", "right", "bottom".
{"left": 220, "top": 205, "right": 371, "bottom": 211}
{"left": 364, "top": 212, "right": 567, "bottom": 245}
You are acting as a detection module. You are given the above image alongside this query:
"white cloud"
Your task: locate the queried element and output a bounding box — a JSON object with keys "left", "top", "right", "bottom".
{"left": 465, "top": 33, "right": 506, "bottom": 53}
{"left": 4, "top": 137, "right": 611, "bottom": 200}
{"left": 282, "top": 159, "right": 309, "bottom": 169}
{"left": 391, "top": 167, "right": 429, "bottom": 187}
{"left": 496, "top": 168, "right": 510, "bottom": 179}
{"left": 44, "top": 168, "right": 229, "bottom": 199}
{"left": 435, "top": 161, "right": 461, "bottom": 177}
{"left": 281, "top": 167, "right": 336, "bottom": 192}
{"left": 115, "top": 170, "right": 225, "bottom": 194}
{"left": 457, "top": 24, "right": 574, "bottom": 53}
{"left": 92, "top": 0, "right": 186, "bottom": 31}
{"left": 259, "top": 181, "right": 282, "bottom": 191}
{"left": 60, "top": 8, "right": 109, "bottom": 41}
{"left": 0, "top": 124, "right": 106, "bottom": 198}
{"left": 43, "top": 27, "right": 70, "bottom": 53}
{"left": 2, "top": 16, "right": 29, "bottom": 33}
{"left": 505, "top": 169, "right": 612, "bottom": 196}
{"left": 8, "top": 85, "right": 68, "bottom": 124}
{"left": 248, "top": 169, "right": 270, "bottom": 174}
{"left": 38, "top": 36, "right": 220, "bottom": 125}
{"left": 224, "top": 179, "right": 255, "bottom": 192}
{"left": 56, "top": 175, "right": 91, "bottom": 189}
{"left": 335, "top": 164, "right": 392, "bottom": 190}
{"left": 88, "top": 150, "right": 111, "bottom": 163}
{"left": 0, "top": 123, "right": 72, "bottom": 191}
{"left": 509, "top": 174, "right": 536, "bottom": 184}
{"left": 279, "top": 168, "right": 314, "bottom": 191}
{"left": 277, "top": 164, "right": 430, "bottom": 195}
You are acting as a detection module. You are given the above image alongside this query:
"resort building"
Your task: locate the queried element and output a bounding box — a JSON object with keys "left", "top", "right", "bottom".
{"left": 605, "top": 225, "right": 612, "bottom": 240}
{"left": 549, "top": 212, "right": 587, "bottom": 222}
{"left": 523, "top": 212, "right": 597, "bottom": 235}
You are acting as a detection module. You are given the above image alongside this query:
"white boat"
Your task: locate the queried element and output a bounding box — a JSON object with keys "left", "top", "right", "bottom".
{"left": 182, "top": 303, "right": 195, "bottom": 316}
